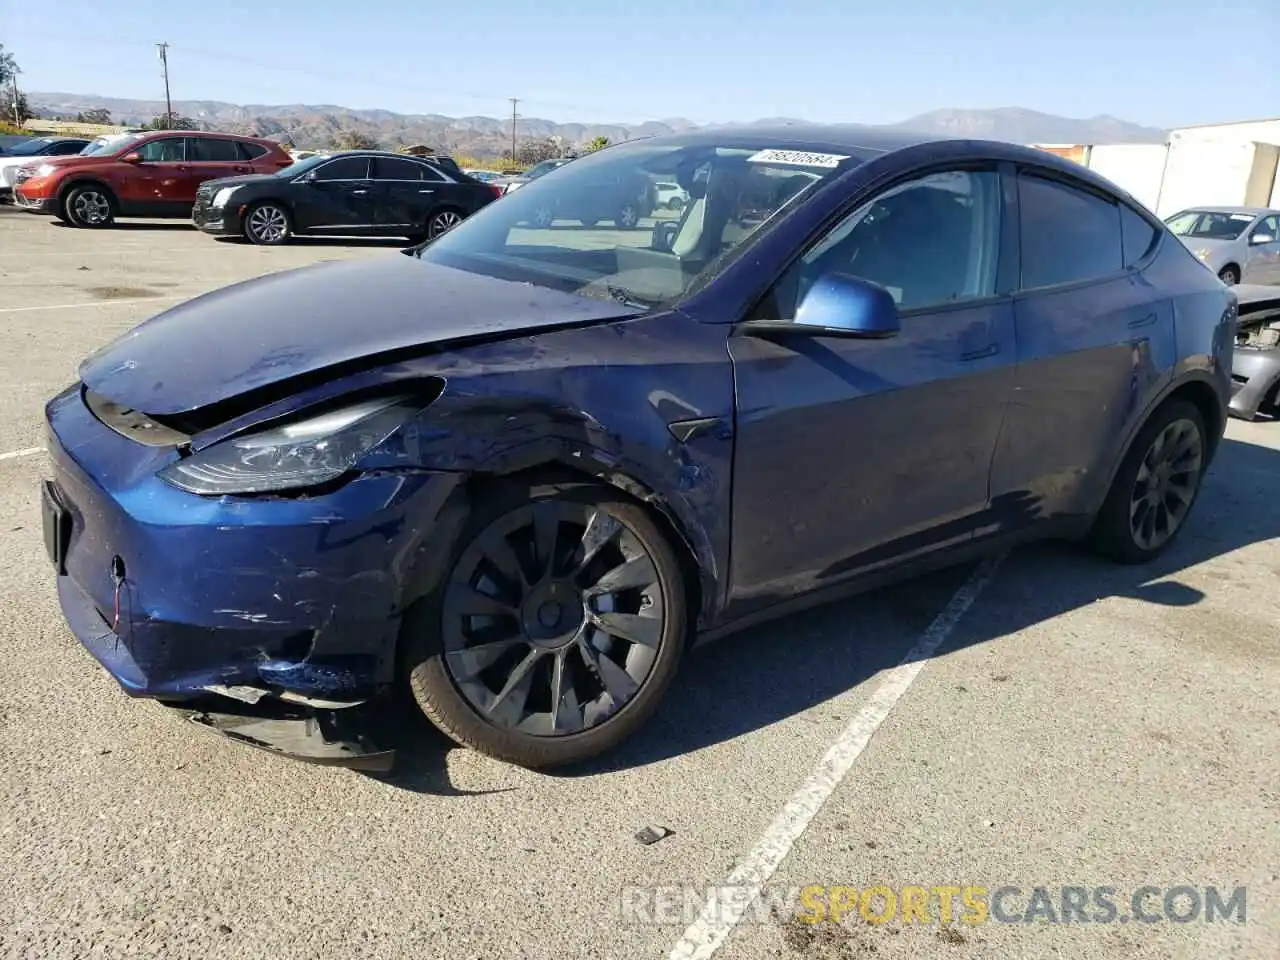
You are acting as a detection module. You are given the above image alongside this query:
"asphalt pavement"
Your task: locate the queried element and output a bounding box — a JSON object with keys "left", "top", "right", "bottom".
{"left": 0, "top": 206, "right": 1275, "bottom": 959}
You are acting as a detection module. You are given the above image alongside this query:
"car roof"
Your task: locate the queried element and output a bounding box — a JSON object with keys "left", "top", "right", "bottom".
{"left": 1173, "top": 205, "right": 1277, "bottom": 217}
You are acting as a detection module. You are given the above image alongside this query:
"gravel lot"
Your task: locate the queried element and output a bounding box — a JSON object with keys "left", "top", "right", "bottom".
{"left": 0, "top": 206, "right": 1276, "bottom": 960}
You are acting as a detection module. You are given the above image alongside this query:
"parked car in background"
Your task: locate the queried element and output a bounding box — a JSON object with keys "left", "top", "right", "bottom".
{"left": 192, "top": 150, "right": 501, "bottom": 244}
{"left": 0, "top": 137, "right": 91, "bottom": 199}
{"left": 13, "top": 130, "right": 293, "bottom": 227}
{"left": 654, "top": 180, "right": 689, "bottom": 212}
{"left": 41, "top": 126, "right": 1235, "bottom": 771}
{"left": 0, "top": 134, "right": 34, "bottom": 154}
{"left": 1228, "top": 284, "right": 1280, "bottom": 420}
{"left": 464, "top": 169, "right": 504, "bottom": 182}
{"left": 1164, "top": 206, "right": 1280, "bottom": 285}
{"left": 493, "top": 157, "right": 575, "bottom": 194}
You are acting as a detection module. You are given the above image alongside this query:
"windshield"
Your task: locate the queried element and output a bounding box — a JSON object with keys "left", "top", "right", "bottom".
{"left": 418, "top": 139, "right": 851, "bottom": 306}
{"left": 7, "top": 138, "right": 55, "bottom": 156}
{"left": 274, "top": 154, "right": 330, "bottom": 178}
{"left": 1164, "top": 210, "right": 1256, "bottom": 240}
{"left": 82, "top": 133, "right": 145, "bottom": 157}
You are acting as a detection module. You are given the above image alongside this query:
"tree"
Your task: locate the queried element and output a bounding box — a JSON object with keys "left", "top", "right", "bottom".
{"left": 586, "top": 136, "right": 611, "bottom": 152}
{"left": 11, "top": 91, "right": 33, "bottom": 124}
{"left": 76, "top": 108, "right": 112, "bottom": 125}
{"left": 516, "top": 137, "right": 559, "bottom": 166}
{"left": 0, "top": 44, "right": 17, "bottom": 87}
{"left": 147, "top": 113, "right": 199, "bottom": 130}
{"left": 332, "top": 129, "right": 378, "bottom": 150}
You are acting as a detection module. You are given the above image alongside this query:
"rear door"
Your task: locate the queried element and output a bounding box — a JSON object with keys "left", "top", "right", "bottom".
{"left": 989, "top": 170, "right": 1173, "bottom": 523}
{"left": 290, "top": 155, "right": 377, "bottom": 232}
{"left": 370, "top": 155, "right": 436, "bottom": 231}
{"left": 186, "top": 137, "right": 253, "bottom": 194}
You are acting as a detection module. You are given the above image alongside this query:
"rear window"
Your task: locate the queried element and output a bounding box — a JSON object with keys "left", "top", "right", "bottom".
{"left": 1018, "top": 173, "right": 1123, "bottom": 289}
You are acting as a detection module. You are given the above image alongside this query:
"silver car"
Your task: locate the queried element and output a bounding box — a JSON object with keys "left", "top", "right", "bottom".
{"left": 1163, "top": 206, "right": 1280, "bottom": 285}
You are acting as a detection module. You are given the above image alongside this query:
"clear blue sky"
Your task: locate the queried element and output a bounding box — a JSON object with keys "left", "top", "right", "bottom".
{"left": 5, "top": 0, "right": 1277, "bottom": 127}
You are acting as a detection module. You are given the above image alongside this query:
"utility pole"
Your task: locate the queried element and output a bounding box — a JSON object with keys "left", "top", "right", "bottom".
{"left": 156, "top": 42, "right": 172, "bottom": 126}
{"left": 509, "top": 97, "right": 518, "bottom": 166}
{"left": 9, "top": 73, "right": 19, "bottom": 128}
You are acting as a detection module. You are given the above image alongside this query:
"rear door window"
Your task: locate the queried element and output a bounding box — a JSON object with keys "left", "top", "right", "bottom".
{"left": 237, "top": 142, "right": 268, "bottom": 160}
{"left": 372, "top": 157, "right": 425, "bottom": 181}
{"left": 1018, "top": 173, "right": 1123, "bottom": 289}
{"left": 188, "top": 138, "right": 241, "bottom": 162}
{"left": 314, "top": 156, "right": 370, "bottom": 180}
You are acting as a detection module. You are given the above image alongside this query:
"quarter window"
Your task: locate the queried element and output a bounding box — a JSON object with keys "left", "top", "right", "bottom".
{"left": 373, "top": 157, "right": 426, "bottom": 181}
{"left": 237, "top": 142, "right": 268, "bottom": 160}
{"left": 1120, "top": 204, "right": 1158, "bottom": 267}
{"left": 1019, "top": 174, "right": 1123, "bottom": 288}
{"left": 134, "top": 137, "right": 186, "bottom": 162}
{"left": 188, "top": 138, "right": 241, "bottom": 162}
{"left": 772, "top": 169, "right": 1002, "bottom": 315}
{"left": 313, "top": 156, "right": 370, "bottom": 180}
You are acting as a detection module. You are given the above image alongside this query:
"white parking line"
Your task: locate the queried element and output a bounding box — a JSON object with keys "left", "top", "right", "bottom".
{"left": 0, "top": 296, "right": 184, "bottom": 315}
{"left": 0, "top": 447, "right": 44, "bottom": 461}
{"left": 668, "top": 553, "right": 1006, "bottom": 960}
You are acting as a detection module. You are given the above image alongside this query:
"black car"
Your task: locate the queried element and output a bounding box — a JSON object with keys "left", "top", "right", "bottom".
{"left": 192, "top": 151, "right": 501, "bottom": 245}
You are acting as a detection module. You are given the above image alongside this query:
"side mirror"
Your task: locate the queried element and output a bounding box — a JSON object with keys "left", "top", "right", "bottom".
{"left": 742, "top": 273, "right": 901, "bottom": 340}
{"left": 121, "top": 152, "right": 142, "bottom": 164}
{"left": 1249, "top": 233, "right": 1275, "bottom": 245}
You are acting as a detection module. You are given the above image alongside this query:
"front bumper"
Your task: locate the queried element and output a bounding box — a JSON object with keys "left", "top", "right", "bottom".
{"left": 44, "top": 383, "right": 463, "bottom": 708}
{"left": 1228, "top": 346, "right": 1280, "bottom": 420}
{"left": 192, "top": 199, "right": 237, "bottom": 236}
{"left": 14, "top": 189, "right": 53, "bottom": 213}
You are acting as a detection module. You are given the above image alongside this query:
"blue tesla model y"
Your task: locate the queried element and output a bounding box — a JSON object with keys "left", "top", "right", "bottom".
{"left": 42, "top": 126, "right": 1236, "bottom": 769}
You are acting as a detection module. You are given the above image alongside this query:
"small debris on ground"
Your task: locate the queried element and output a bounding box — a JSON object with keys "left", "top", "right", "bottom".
{"left": 992, "top": 674, "right": 1010, "bottom": 682}
{"left": 938, "top": 927, "right": 967, "bottom": 945}
{"left": 634, "top": 825, "right": 673, "bottom": 846}
{"left": 216, "top": 924, "right": 232, "bottom": 935}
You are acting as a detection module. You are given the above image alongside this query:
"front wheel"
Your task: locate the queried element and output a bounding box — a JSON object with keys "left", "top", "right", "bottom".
{"left": 613, "top": 203, "right": 640, "bottom": 229}
{"left": 1088, "top": 401, "right": 1207, "bottom": 563}
{"left": 403, "top": 480, "right": 688, "bottom": 768}
{"left": 63, "top": 185, "right": 115, "bottom": 228}
{"left": 243, "top": 202, "right": 292, "bottom": 245}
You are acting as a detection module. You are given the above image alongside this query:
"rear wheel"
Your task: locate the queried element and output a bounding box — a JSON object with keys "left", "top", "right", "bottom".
{"left": 63, "top": 185, "right": 115, "bottom": 228}
{"left": 1219, "top": 265, "right": 1240, "bottom": 285}
{"left": 426, "top": 208, "right": 463, "bottom": 239}
{"left": 402, "top": 479, "right": 688, "bottom": 768}
{"left": 243, "top": 202, "right": 292, "bottom": 245}
{"left": 1088, "top": 401, "right": 1207, "bottom": 563}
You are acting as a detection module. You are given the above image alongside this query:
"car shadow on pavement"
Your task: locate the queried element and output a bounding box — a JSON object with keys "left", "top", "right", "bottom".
{"left": 376, "top": 435, "right": 1278, "bottom": 790}
{"left": 49, "top": 221, "right": 194, "bottom": 231}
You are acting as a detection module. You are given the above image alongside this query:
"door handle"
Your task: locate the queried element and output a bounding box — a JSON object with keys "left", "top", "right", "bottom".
{"left": 419, "top": 189, "right": 435, "bottom": 194}
{"left": 960, "top": 343, "right": 999, "bottom": 361}
{"left": 352, "top": 189, "right": 369, "bottom": 195}
{"left": 1127, "top": 313, "right": 1156, "bottom": 328}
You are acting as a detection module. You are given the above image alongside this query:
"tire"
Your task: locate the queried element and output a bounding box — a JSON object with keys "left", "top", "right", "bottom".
{"left": 243, "top": 202, "right": 292, "bottom": 245}
{"left": 62, "top": 184, "right": 115, "bottom": 228}
{"left": 1218, "top": 265, "right": 1240, "bottom": 286}
{"left": 613, "top": 204, "right": 640, "bottom": 229}
{"left": 426, "top": 208, "right": 463, "bottom": 239}
{"left": 402, "top": 478, "right": 688, "bottom": 768}
{"left": 1087, "top": 400, "right": 1208, "bottom": 564}
{"left": 667, "top": 196, "right": 685, "bottom": 214}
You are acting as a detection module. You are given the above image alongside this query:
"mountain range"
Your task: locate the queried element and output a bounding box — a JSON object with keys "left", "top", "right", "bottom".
{"left": 27, "top": 92, "right": 1169, "bottom": 158}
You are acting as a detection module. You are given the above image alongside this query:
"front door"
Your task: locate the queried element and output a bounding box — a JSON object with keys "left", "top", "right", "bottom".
{"left": 119, "top": 136, "right": 196, "bottom": 214}
{"left": 291, "top": 155, "right": 378, "bottom": 233}
{"left": 728, "top": 167, "right": 1017, "bottom": 609}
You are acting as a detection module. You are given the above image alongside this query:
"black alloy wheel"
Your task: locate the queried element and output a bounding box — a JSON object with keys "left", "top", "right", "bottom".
{"left": 404, "top": 480, "right": 687, "bottom": 768}
{"left": 1089, "top": 401, "right": 1207, "bottom": 563}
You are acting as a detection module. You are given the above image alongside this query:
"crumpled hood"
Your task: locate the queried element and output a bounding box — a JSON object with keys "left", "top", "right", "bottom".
{"left": 79, "top": 255, "right": 637, "bottom": 416}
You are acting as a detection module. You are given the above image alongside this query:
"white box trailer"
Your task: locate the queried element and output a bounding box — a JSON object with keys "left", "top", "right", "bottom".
{"left": 1154, "top": 137, "right": 1279, "bottom": 217}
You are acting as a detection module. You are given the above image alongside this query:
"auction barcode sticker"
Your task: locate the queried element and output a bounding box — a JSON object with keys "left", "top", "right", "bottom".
{"left": 747, "top": 149, "right": 849, "bottom": 168}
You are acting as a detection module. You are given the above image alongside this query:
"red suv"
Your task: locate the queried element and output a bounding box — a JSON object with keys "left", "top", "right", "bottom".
{"left": 14, "top": 130, "right": 293, "bottom": 228}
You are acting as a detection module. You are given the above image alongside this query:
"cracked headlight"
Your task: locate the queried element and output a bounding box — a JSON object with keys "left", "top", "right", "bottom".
{"left": 158, "top": 396, "right": 412, "bottom": 495}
